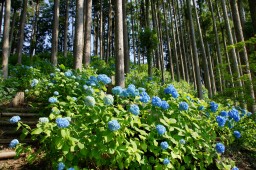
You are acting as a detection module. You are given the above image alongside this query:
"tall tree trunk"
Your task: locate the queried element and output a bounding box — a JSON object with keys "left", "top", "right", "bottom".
{"left": 30, "top": 0, "right": 40, "bottom": 58}
{"left": 84, "top": 0, "right": 92, "bottom": 66}
{"left": 99, "top": 0, "right": 103, "bottom": 59}
{"left": 9, "top": 9, "right": 17, "bottom": 55}
{"left": 187, "top": 0, "right": 203, "bottom": 99}
{"left": 64, "top": 0, "right": 69, "bottom": 57}
{"left": 248, "top": 0, "right": 256, "bottom": 34}
{"left": 206, "top": 42, "right": 216, "bottom": 95}
{"left": 106, "top": 0, "right": 113, "bottom": 62}
{"left": 17, "top": 0, "right": 28, "bottom": 64}
{"left": 123, "top": 0, "right": 129, "bottom": 74}
{"left": 74, "top": 0, "right": 84, "bottom": 70}
{"left": 193, "top": 0, "right": 212, "bottom": 98}
{"left": 0, "top": 1, "right": 4, "bottom": 38}
{"left": 130, "top": 1, "right": 136, "bottom": 64}
{"left": 115, "top": 0, "right": 125, "bottom": 87}
{"left": 2, "top": 0, "right": 11, "bottom": 79}
{"left": 230, "top": 0, "right": 256, "bottom": 112}
{"left": 51, "top": 0, "right": 59, "bottom": 66}
{"left": 237, "top": 0, "right": 245, "bottom": 35}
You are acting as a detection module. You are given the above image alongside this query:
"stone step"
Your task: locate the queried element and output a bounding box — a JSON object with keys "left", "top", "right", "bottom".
{"left": 0, "top": 107, "right": 40, "bottom": 113}
{"left": 0, "top": 112, "right": 39, "bottom": 117}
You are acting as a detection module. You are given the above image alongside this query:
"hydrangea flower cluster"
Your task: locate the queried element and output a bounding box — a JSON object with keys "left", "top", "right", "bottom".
{"left": 247, "top": 112, "right": 252, "bottom": 116}
{"left": 58, "top": 162, "right": 65, "bottom": 170}
{"left": 85, "top": 96, "right": 96, "bottom": 107}
{"left": 126, "top": 84, "right": 139, "bottom": 97}
{"left": 180, "top": 139, "right": 186, "bottom": 145}
{"left": 215, "top": 142, "right": 225, "bottom": 154}
{"left": 31, "top": 79, "right": 39, "bottom": 87}
{"left": 103, "top": 94, "right": 114, "bottom": 105}
{"left": 216, "top": 116, "right": 226, "bottom": 127}
{"left": 49, "top": 97, "right": 58, "bottom": 103}
{"left": 67, "top": 168, "right": 75, "bottom": 170}
{"left": 161, "top": 100, "right": 169, "bottom": 110}
{"left": 9, "top": 139, "right": 19, "bottom": 148}
{"left": 129, "top": 104, "right": 140, "bottom": 116}
{"left": 39, "top": 117, "right": 49, "bottom": 123}
{"left": 156, "top": 124, "right": 166, "bottom": 135}
{"left": 83, "top": 85, "right": 94, "bottom": 95}
{"left": 179, "top": 102, "right": 189, "bottom": 111}
{"left": 138, "top": 87, "right": 146, "bottom": 93}
{"left": 152, "top": 96, "right": 162, "bottom": 107}
{"left": 10, "top": 116, "right": 21, "bottom": 123}
{"left": 163, "top": 158, "right": 170, "bottom": 165}
{"left": 86, "top": 76, "right": 98, "bottom": 86}
{"left": 53, "top": 91, "right": 59, "bottom": 96}
{"left": 210, "top": 101, "right": 218, "bottom": 112}
{"left": 233, "top": 131, "right": 241, "bottom": 138}
{"left": 160, "top": 141, "right": 169, "bottom": 150}
{"left": 139, "top": 92, "right": 150, "bottom": 103}
{"left": 56, "top": 118, "right": 70, "bottom": 128}
{"left": 232, "top": 166, "right": 239, "bottom": 170}
{"left": 108, "top": 120, "right": 121, "bottom": 131}
{"left": 64, "top": 70, "right": 73, "bottom": 77}
{"left": 220, "top": 111, "right": 228, "bottom": 117}
{"left": 112, "top": 86, "right": 123, "bottom": 95}
{"left": 97, "top": 74, "right": 111, "bottom": 84}
{"left": 228, "top": 108, "right": 240, "bottom": 122}
{"left": 164, "top": 85, "right": 179, "bottom": 98}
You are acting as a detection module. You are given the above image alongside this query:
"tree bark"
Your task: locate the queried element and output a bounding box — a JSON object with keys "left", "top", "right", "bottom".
{"left": 17, "top": 0, "right": 28, "bottom": 64}
{"left": 0, "top": 1, "right": 4, "bottom": 37}
{"left": 9, "top": 8, "right": 17, "bottom": 55}
{"left": 84, "top": 0, "right": 92, "bottom": 66}
{"left": 63, "top": 0, "right": 69, "bottom": 57}
{"left": 115, "top": 0, "right": 125, "bottom": 87}
{"left": 123, "top": 0, "right": 129, "bottom": 74}
{"left": 51, "top": 0, "right": 59, "bottom": 66}
{"left": 2, "top": 0, "right": 11, "bottom": 79}
{"left": 74, "top": 0, "right": 84, "bottom": 70}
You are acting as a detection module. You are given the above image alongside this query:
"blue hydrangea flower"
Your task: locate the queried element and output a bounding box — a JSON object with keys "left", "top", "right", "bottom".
{"left": 58, "top": 162, "right": 65, "bottom": 170}
{"left": 112, "top": 86, "right": 123, "bottom": 95}
{"left": 67, "top": 168, "right": 75, "bottom": 170}
{"left": 103, "top": 94, "right": 114, "bottom": 105}
{"left": 84, "top": 85, "right": 94, "bottom": 95}
{"left": 156, "top": 124, "right": 166, "bottom": 135}
{"left": 220, "top": 111, "right": 228, "bottom": 117}
{"left": 247, "top": 112, "right": 252, "bottom": 116}
{"left": 9, "top": 139, "right": 19, "bottom": 148}
{"left": 160, "top": 141, "right": 169, "bottom": 150}
{"left": 215, "top": 142, "right": 225, "bottom": 154}
{"left": 97, "top": 74, "right": 111, "bottom": 84}
{"left": 64, "top": 70, "right": 73, "bottom": 77}
{"left": 138, "top": 87, "right": 146, "bottom": 93}
{"left": 49, "top": 97, "right": 58, "bottom": 103}
{"left": 39, "top": 117, "right": 49, "bottom": 123}
{"left": 53, "top": 91, "right": 59, "bottom": 96}
{"left": 232, "top": 166, "right": 239, "bottom": 170}
{"left": 179, "top": 102, "right": 189, "bottom": 111}
{"left": 31, "top": 79, "right": 39, "bottom": 87}
{"left": 228, "top": 108, "right": 240, "bottom": 122}
{"left": 56, "top": 118, "right": 70, "bottom": 128}
{"left": 152, "top": 96, "right": 162, "bottom": 107}
{"left": 161, "top": 100, "right": 169, "bottom": 110}
{"left": 210, "top": 101, "right": 218, "bottom": 112}
{"left": 198, "top": 106, "right": 204, "bottom": 111}
{"left": 85, "top": 96, "right": 96, "bottom": 107}
{"left": 164, "top": 85, "right": 179, "bottom": 98}
{"left": 120, "top": 89, "right": 129, "bottom": 98}
{"left": 163, "top": 158, "right": 170, "bottom": 165}
{"left": 140, "top": 92, "right": 150, "bottom": 103}
{"left": 108, "top": 120, "right": 121, "bottom": 131}
{"left": 180, "top": 139, "right": 186, "bottom": 145}
{"left": 234, "top": 131, "right": 241, "bottom": 138}
{"left": 10, "top": 116, "right": 21, "bottom": 123}
{"left": 216, "top": 116, "right": 226, "bottom": 127}
{"left": 129, "top": 104, "right": 140, "bottom": 116}
{"left": 126, "top": 84, "right": 137, "bottom": 97}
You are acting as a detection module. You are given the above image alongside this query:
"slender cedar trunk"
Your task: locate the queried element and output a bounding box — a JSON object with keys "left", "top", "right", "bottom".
{"left": 17, "top": 0, "right": 28, "bottom": 64}
{"left": 0, "top": 1, "right": 4, "bottom": 36}
{"left": 230, "top": 0, "right": 256, "bottom": 112}
{"left": 206, "top": 42, "right": 216, "bottom": 95}
{"left": 64, "top": 0, "right": 69, "bottom": 57}
{"left": 51, "top": 0, "right": 59, "bottom": 66}
{"left": 163, "top": 3, "right": 174, "bottom": 81}
{"left": 93, "top": 19, "right": 97, "bottom": 55}
{"left": 221, "top": 0, "right": 243, "bottom": 97}
{"left": 95, "top": 17, "right": 99, "bottom": 56}
{"left": 248, "top": 0, "right": 256, "bottom": 34}
{"left": 115, "top": 0, "right": 125, "bottom": 87}
{"left": 135, "top": 0, "right": 141, "bottom": 65}
{"left": 2, "top": 0, "right": 11, "bottom": 79}
{"left": 169, "top": 1, "right": 180, "bottom": 81}
{"left": 151, "top": 2, "right": 159, "bottom": 69}
{"left": 186, "top": 0, "right": 203, "bottom": 99}
{"left": 208, "top": 0, "right": 224, "bottom": 92}
{"left": 9, "top": 9, "right": 17, "bottom": 55}
{"left": 30, "top": 0, "right": 40, "bottom": 58}
{"left": 183, "top": 18, "right": 190, "bottom": 83}
{"left": 106, "top": 0, "right": 112, "bottom": 62}
{"left": 99, "top": 0, "right": 103, "bottom": 59}
{"left": 237, "top": 0, "right": 245, "bottom": 35}
{"left": 74, "top": 0, "right": 84, "bottom": 70}
{"left": 193, "top": 0, "right": 212, "bottom": 98}
{"left": 123, "top": 0, "right": 129, "bottom": 74}
{"left": 130, "top": 2, "right": 135, "bottom": 64}
{"left": 84, "top": 0, "right": 92, "bottom": 66}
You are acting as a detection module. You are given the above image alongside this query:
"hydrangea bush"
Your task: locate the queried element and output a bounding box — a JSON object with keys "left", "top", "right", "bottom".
{"left": 14, "top": 65, "right": 251, "bottom": 169}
